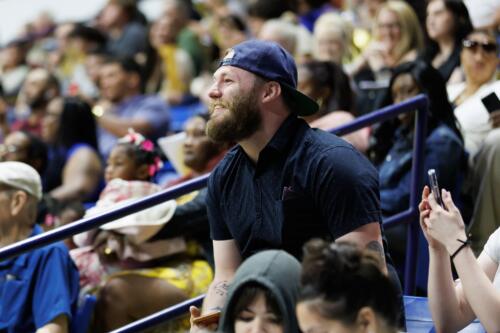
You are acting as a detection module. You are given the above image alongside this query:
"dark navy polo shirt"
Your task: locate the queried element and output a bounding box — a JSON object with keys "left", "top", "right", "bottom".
{"left": 207, "top": 115, "right": 382, "bottom": 259}
{"left": 0, "top": 225, "right": 79, "bottom": 333}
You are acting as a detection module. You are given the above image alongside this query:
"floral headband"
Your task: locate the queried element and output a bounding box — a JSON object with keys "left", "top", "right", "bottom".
{"left": 118, "top": 129, "right": 163, "bottom": 177}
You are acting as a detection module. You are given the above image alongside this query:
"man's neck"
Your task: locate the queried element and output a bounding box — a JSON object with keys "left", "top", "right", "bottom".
{"left": 0, "top": 224, "right": 32, "bottom": 248}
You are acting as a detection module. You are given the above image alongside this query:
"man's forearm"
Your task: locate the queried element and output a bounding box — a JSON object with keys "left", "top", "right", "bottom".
{"left": 365, "top": 240, "right": 387, "bottom": 273}
{"left": 98, "top": 113, "right": 153, "bottom": 138}
{"left": 36, "top": 314, "right": 68, "bottom": 333}
{"left": 202, "top": 279, "right": 231, "bottom": 313}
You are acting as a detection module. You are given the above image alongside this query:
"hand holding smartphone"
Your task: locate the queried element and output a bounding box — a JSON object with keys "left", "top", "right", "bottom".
{"left": 428, "top": 169, "right": 444, "bottom": 208}
{"left": 481, "top": 92, "right": 500, "bottom": 114}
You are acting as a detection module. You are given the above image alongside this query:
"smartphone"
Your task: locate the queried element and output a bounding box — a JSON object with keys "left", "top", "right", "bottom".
{"left": 481, "top": 92, "right": 500, "bottom": 114}
{"left": 428, "top": 169, "right": 444, "bottom": 208}
{"left": 192, "top": 310, "right": 221, "bottom": 326}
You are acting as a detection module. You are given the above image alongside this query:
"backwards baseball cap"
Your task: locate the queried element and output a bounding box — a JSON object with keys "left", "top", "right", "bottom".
{"left": 219, "top": 40, "right": 319, "bottom": 116}
{"left": 0, "top": 162, "right": 42, "bottom": 201}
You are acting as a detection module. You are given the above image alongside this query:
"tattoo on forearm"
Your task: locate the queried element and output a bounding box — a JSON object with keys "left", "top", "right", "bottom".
{"left": 213, "top": 281, "right": 230, "bottom": 297}
{"left": 366, "top": 240, "right": 386, "bottom": 266}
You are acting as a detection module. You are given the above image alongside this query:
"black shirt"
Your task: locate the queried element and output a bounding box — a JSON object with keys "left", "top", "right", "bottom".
{"left": 207, "top": 116, "right": 382, "bottom": 259}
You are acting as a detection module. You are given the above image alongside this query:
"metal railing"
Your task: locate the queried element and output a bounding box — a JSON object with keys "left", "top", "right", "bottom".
{"left": 330, "top": 94, "right": 428, "bottom": 297}
{"left": 0, "top": 94, "right": 428, "bottom": 333}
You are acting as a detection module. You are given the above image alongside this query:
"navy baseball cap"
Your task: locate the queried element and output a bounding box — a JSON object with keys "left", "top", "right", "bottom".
{"left": 219, "top": 40, "right": 319, "bottom": 116}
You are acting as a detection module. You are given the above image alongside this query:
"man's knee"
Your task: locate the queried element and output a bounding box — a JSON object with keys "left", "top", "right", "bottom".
{"left": 99, "top": 277, "right": 129, "bottom": 306}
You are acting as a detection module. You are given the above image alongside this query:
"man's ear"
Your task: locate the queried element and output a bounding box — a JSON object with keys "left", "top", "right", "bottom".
{"left": 10, "top": 191, "right": 28, "bottom": 217}
{"left": 261, "top": 81, "right": 282, "bottom": 104}
{"left": 356, "top": 307, "right": 377, "bottom": 333}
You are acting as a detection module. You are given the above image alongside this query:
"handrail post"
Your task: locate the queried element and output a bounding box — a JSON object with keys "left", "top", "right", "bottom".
{"left": 404, "top": 97, "right": 428, "bottom": 295}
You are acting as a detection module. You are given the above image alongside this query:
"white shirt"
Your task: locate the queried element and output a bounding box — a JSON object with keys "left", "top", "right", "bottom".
{"left": 484, "top": 227, "right": 500, "bottom": 290}
{"left": 447, "top": 80, "right": 500, "bottom": 163}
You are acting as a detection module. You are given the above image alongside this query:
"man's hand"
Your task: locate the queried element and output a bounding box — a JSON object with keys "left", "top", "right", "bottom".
{"left": 189, "top": 306, "right": 218, "bottom": 333}
{"left": 192, "top": 240, "right": 240, "bottom": 331}
{"left": 92, "top": 99, "right": 114, "bottom": 119}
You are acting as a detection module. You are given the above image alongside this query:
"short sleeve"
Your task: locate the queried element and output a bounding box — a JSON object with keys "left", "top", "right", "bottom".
{"left": 137, "top": 98, "right": 170, "bottom": 132}
{"left": 484, "top": 227, "right": 500, "bottom": 263}
{"left": 32, "top": 246, "right": 79, "bottom": 328}
{"left": 313, "top": 146, "right": 381, "bottom": 239}
{"left": 207, "top": 168, "right": 232, "bottom": 240}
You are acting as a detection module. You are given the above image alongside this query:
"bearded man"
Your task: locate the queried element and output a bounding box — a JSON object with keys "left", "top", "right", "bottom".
{"left": 190, "top": 40, "right": 403, "bottom": 331}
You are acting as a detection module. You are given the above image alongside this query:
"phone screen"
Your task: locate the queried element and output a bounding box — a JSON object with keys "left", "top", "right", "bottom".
{"left": 428, "top": 169, "right": 444, "bottom": 208}
{"left": 481, "top": 92, "right": 500, "bottom": 114}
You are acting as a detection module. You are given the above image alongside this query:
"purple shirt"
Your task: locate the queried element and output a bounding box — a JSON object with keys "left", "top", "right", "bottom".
{"left": 98, "top": 94, "right": 170, "bottom": 158}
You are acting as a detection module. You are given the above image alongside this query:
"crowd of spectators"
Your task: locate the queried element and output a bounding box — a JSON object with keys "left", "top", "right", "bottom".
{"left": 0, "top": 0, "right": 500, "bottom": 332}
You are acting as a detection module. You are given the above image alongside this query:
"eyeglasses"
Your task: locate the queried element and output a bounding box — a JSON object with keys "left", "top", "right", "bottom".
{"left": 377, "top": 22, "right": 401, "bottom": 31}
{"left": 0, "top": 144, "right": 23, "bottom": 155}
{"left": 462, "top": 39, "right": 498, "bottom": 54}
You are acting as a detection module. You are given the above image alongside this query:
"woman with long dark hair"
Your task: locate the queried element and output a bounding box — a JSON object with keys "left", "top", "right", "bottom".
{"left": 421, "top": 0, "right": 473, "bottom": 83}
{"left": 42, "top": 96, "right": 102, "bottom": 203}
{"left": 373, "top": 60, "right": 465, "bottom": 217}
{"left": 371, "top": 61, "right": 466, "bottom": 280}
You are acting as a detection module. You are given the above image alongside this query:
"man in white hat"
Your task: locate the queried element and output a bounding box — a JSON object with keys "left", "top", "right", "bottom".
{"left": 0, "top": 162, "right": 79, "bottom": 333}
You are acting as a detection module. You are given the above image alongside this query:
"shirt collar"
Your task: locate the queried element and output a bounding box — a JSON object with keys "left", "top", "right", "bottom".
{"left": 266, "top": 115, "right": 303, "bottom": 154}
{"left": 0, "top": 225, "right": 42, "bottom": 268}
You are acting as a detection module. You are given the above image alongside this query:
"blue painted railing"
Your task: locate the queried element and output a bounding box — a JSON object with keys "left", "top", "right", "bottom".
{"left": 109, "top": 295, "right": 205, "bottom": 333}
{"left": 0, "top": 176, "right": 208, "bottom": 261}
{"left": 0, "top": 94, "right": 428, "bottom": 333}
{"left": 330, "top": 94, "right": 428, "bottom": 296}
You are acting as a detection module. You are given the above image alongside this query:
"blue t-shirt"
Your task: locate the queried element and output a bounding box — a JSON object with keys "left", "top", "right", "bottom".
{"left": 207, "top": 116, "right": 382, "bottom": 259}
{"left": 0, "top": 225, "right": 80, "bottom": 333}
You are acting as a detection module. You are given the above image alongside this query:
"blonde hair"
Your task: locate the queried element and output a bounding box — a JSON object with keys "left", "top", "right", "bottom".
{"left": 313, "top": 12, "right": 355, "bottom": 63}
{"left": 374, "top": 0, "right": 424, "bottom": 62}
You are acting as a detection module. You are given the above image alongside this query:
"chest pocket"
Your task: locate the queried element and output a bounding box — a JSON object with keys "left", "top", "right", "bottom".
{"left": 280, "top": 195, "right": 326, "bottom": 258}
{"left": 0, "top": 278, "right": 25, "bottom": 324}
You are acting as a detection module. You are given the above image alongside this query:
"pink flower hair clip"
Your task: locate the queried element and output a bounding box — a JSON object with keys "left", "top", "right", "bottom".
{"left": 148, "top": 156, "right": 164, "bottom": 177}
{"left": 141, "top": 139, "right": 154, "bottom": 152}
{"left": 119, "top": 128, "right": 147, "bottom": 145}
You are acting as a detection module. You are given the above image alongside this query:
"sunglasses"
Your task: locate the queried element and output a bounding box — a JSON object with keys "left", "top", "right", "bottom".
{"left": 462, "top": 39, "right": 498, "bottom": 54}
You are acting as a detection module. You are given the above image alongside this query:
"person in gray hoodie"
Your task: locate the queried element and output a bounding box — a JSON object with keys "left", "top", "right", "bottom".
{"left": 216, "top": 249, "right": 301, "bottom": 333}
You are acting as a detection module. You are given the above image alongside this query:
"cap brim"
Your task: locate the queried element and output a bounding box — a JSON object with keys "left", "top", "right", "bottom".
{"left": 281, "top": 84, "right": 319, "bottom": 116}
